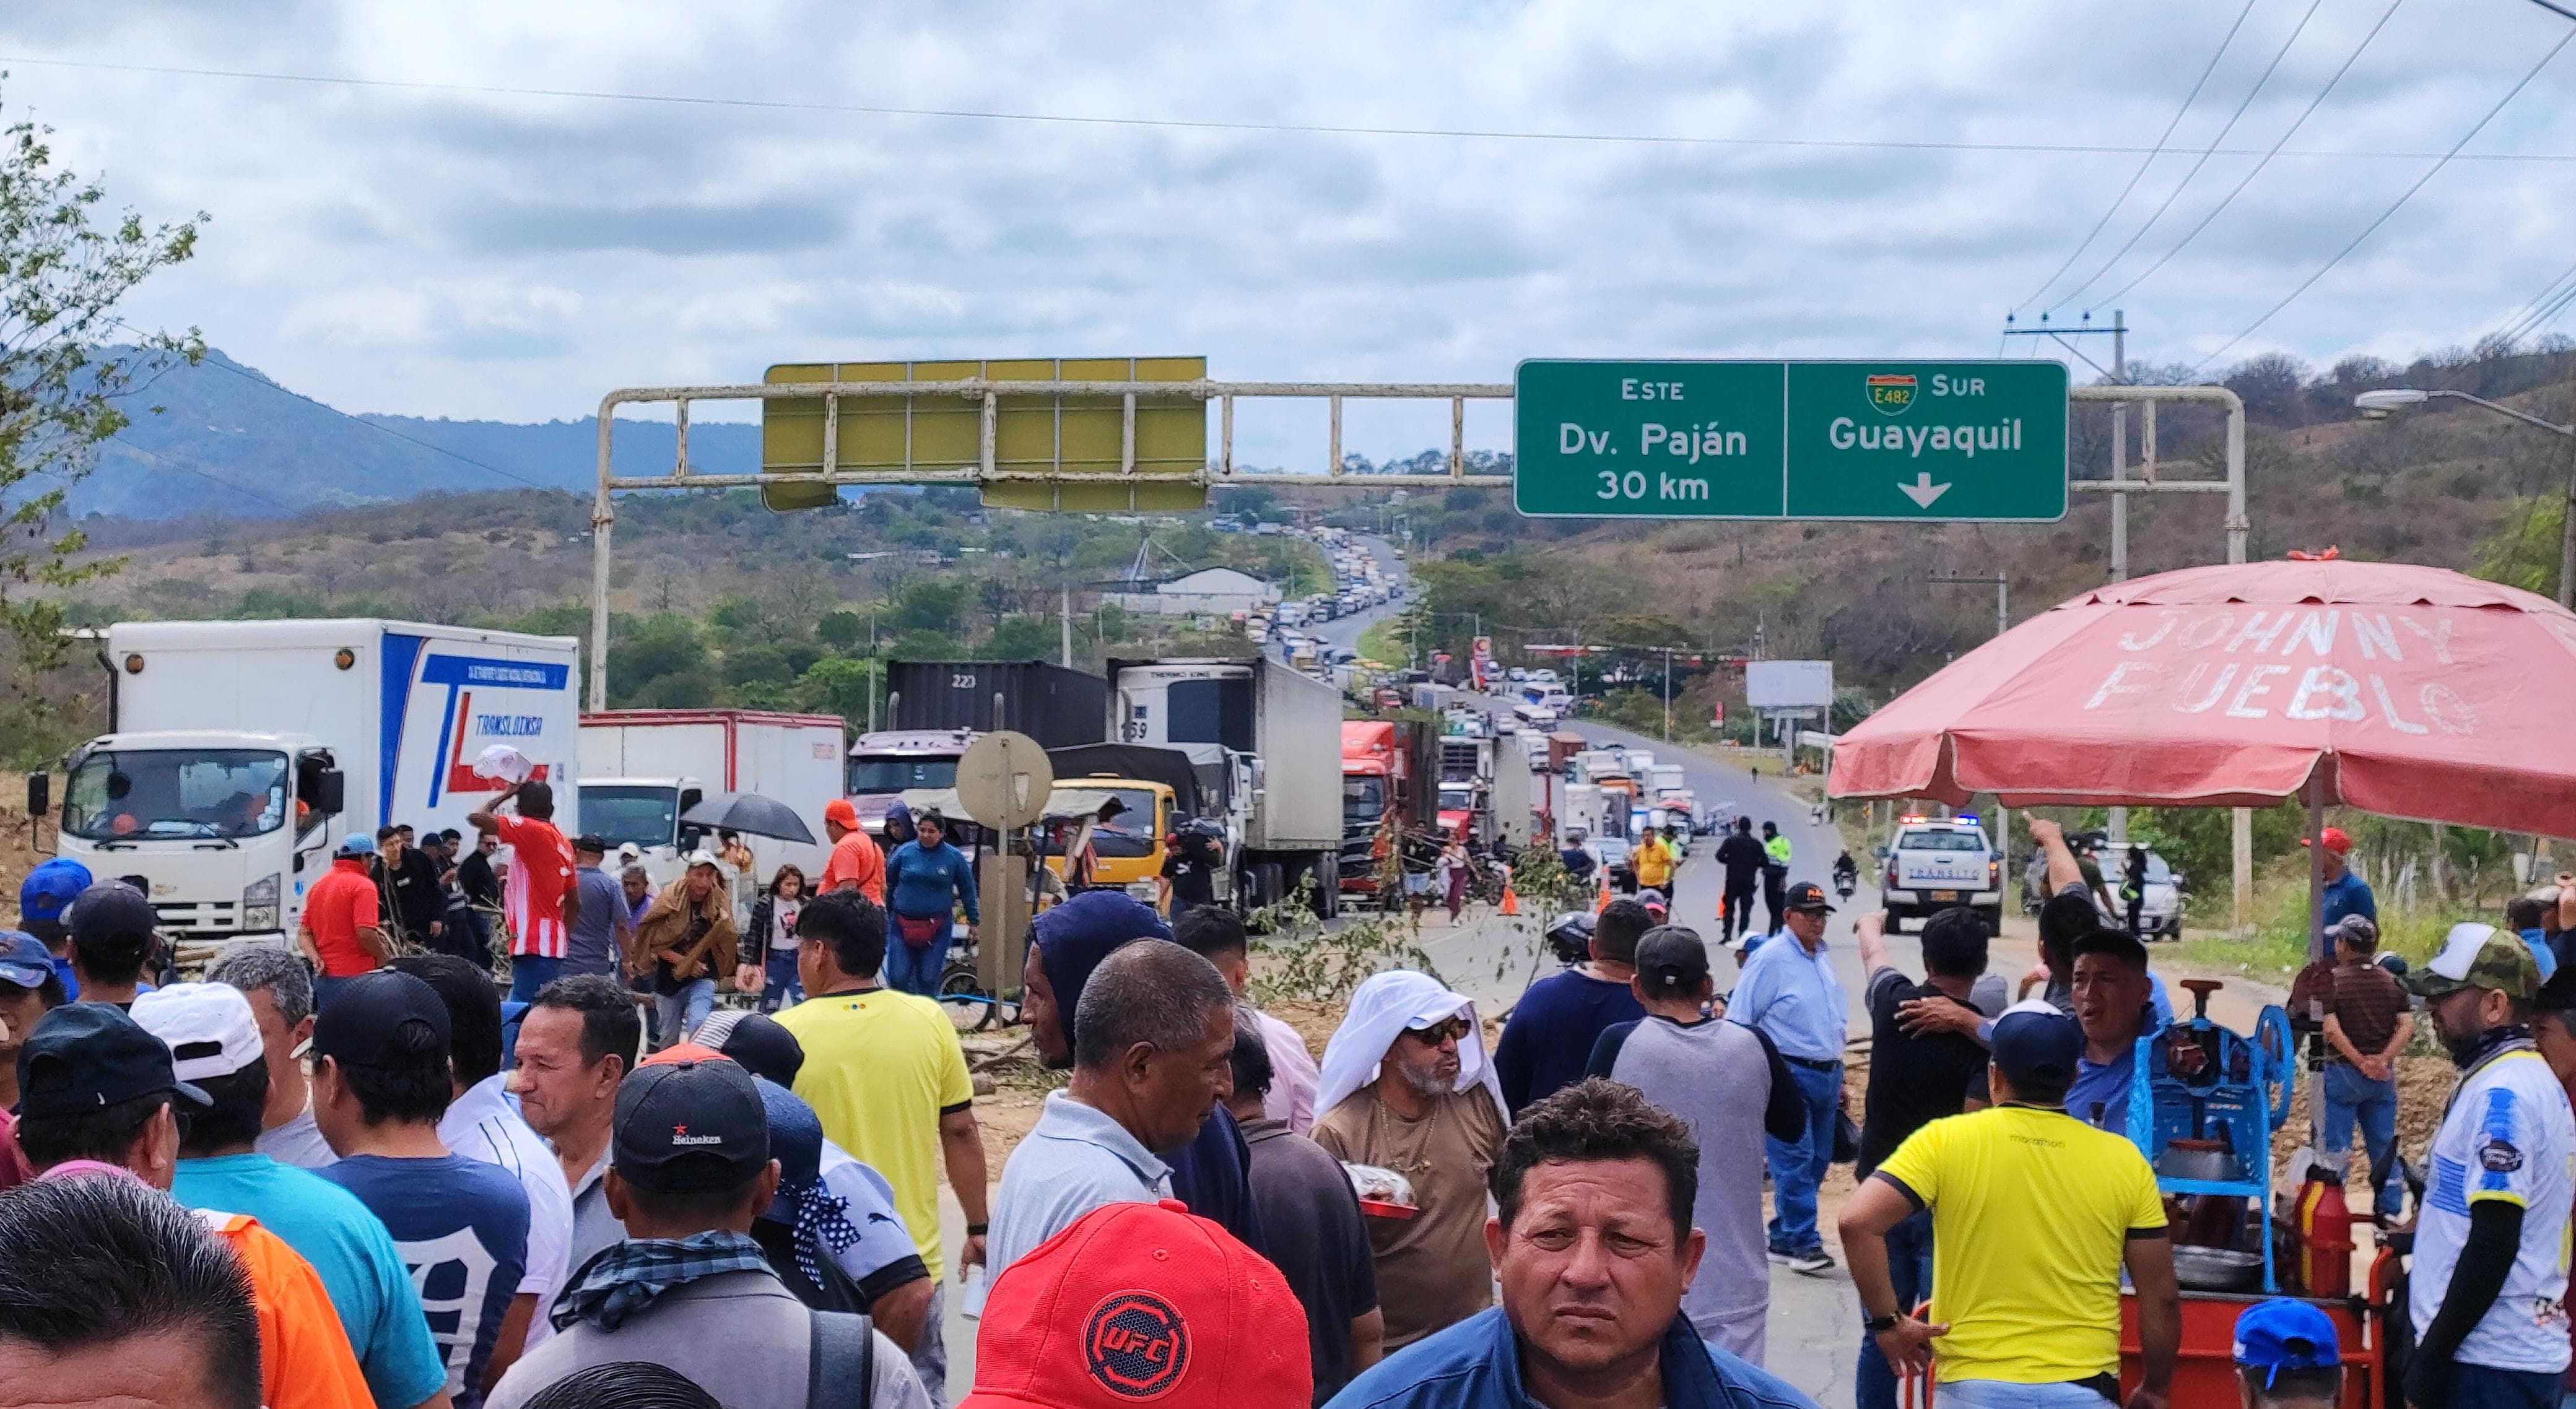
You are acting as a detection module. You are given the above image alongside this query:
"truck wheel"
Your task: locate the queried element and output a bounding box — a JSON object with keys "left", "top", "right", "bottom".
{"left": 1255, "top": 862, "right": 1284, "bottom": 910}
{"left": 1977, "top": 905, "right": 2004, "bottom": 935}
{"left": 1311, "top": 854, "right": 1339, "bottom": 920}
{"left": 1884, "top": 906, "right": 1910, "bottom": 933}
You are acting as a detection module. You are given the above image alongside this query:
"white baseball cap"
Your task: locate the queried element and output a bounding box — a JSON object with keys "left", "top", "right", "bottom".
{"left": 131, "top": 982, "right": 266, "bottom": 1082}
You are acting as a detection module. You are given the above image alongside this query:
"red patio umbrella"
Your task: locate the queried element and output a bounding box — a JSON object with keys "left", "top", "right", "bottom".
{"left": 1829, "top": 557, "right": 2576, "bottom": 841}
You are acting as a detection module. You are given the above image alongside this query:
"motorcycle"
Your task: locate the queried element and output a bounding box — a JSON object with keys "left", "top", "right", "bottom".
{"left": 1544, "top": 911, "right": 1597, "bottom": 968}
{"left": 1830, "top": 857, "right": 1858, "bottom": 902}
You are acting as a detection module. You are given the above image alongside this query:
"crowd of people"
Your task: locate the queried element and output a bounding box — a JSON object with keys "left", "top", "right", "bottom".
{"left": 12, "top": 763, "right": 2576, "bottom": 1409}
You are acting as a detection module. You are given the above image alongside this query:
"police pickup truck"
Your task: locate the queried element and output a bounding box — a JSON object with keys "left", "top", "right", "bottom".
{"left": 1880, "top": 815, "right": 2003, "bottom": 932}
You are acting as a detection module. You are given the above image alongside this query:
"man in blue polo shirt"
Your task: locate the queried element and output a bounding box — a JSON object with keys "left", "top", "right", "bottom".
{"left": 1726, "top": 880, "right": 1847, "bottom": 1275}
{"left": 2064, "top": 929, "right": 2161, "bottom": 1137}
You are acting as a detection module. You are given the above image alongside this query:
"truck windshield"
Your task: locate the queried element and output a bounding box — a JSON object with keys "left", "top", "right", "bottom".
{"left": 849, "top": 757, "right": 960, "bottom": 793}
{"left": 581, "top": 784, "right": 679, "bottom": 851}
{"left": 1038, "top": 787, "right": 1162, "bottom": 859}
{"left": 1343, "top": 776, "right": 1385, "bottom": 825}
{"left": 64, "top": 749, "right": 290, "bottom": 841}
{"left": 1438, "top": 786, "right": 1476, "bottom": 811}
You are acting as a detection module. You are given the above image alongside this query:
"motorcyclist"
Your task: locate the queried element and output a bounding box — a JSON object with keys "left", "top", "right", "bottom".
{"left": 1832, "top": 851, "right": 1859, "bottom": 900}
{"left": 1559, "top": 828, "right": 1598, "bottom": 888}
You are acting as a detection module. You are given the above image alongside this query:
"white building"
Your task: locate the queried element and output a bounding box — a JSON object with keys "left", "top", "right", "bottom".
{"left": 1105, "top": 566, "right": 1280, "bottom": 617}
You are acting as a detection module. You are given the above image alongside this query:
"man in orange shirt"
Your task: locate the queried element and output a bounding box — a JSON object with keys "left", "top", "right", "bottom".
{"left": 819, "top": 799, "right": 887, "bottom": 904}
{"left": 11, "top": 1004, "right": 386, "bottom": 1409}
{"left": 301, "top": 836, "right": 389, "bottom": 1010}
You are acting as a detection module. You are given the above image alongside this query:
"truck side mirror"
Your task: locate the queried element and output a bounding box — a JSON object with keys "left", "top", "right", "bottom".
{"left": 24, "top": 772, "right": 48, "bottom": 820}
{"left": 311, "top": 770, "right": 346, "bottom": 816}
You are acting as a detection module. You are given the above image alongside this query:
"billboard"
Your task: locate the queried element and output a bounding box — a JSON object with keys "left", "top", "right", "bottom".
{"left": 760, "top": 357, "right": 1208, "bottom": 513}
{"left": 1745, "top": 659, "right": 1834, "bottom": 711}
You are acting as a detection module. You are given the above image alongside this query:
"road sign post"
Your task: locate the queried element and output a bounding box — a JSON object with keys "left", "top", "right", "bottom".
{"left": 1513, "top": 359, "right": 2067, "bottom": 521}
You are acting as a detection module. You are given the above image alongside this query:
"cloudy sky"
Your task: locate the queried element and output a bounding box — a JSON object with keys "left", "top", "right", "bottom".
{"left": 7, "top": 0, "right": 2575, "bottom": 464}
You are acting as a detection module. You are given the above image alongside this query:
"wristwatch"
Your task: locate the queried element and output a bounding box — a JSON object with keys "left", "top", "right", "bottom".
{"left": 1863, "top": 1312, "right": 1901, "bottom": 1334}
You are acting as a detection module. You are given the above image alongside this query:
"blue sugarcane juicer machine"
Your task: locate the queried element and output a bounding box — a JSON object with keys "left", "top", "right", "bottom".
{"left": 2125, "top": 978, "right": 2297, "bottom": 1291}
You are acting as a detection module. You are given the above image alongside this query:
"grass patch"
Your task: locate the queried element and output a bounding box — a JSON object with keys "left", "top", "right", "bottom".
{"left": 2169, "top": 858, "right": 2459, "bottom": 985}
{"left": 1356, "top": 618, "right": 1407, "bottom": 668}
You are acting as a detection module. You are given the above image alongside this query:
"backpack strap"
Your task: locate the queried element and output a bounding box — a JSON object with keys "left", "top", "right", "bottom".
{"left": 806, "top": 1308, "right": 877, "bottom": 1409}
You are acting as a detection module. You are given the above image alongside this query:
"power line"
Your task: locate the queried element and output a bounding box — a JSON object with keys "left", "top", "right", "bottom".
{"left": 9, "top": 51, "right": 2576, "bottom": 164}
{"left": 2050, "top": 0, "right": 2331, "bottom": 317}
{"left": 2091, "top": 0, "right": 2407, "bottom": 311}
{"left": 2496, "top": 251, "right": 2576, "bottom": 345}
{"left": 2013, "top": 0, "right": 2260, "bottom": 315}
{"left": 2193, "top": 23, "right": 2576, "bottom": 373}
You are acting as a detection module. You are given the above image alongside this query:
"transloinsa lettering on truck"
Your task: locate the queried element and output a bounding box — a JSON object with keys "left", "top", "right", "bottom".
{"left": 388, "top": 643, "right": 574, "bottom": 817}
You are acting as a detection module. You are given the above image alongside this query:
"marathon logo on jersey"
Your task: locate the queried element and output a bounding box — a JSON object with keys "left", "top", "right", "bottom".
{"left": 1084, "top": 1291, "right": 1188, "bottom": 1398}
{"left": 1866, "top": 374, "right": 1917, "bottom": 417}
{"left": 2480, "top": 1136, "right": 2524, "bottom": 1173}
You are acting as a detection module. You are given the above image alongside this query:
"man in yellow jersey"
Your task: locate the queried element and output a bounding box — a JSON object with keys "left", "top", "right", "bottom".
{"left": 1840, "top": 1003, "right": 2180, "bottom": 1409}
{"left": 773, "top": 891, "right": 986, "bottom": 1407}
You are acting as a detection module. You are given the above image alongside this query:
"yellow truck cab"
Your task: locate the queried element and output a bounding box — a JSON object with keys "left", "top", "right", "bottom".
{"left": 1039, "top": 776, "right": 1178, "bottom": 913}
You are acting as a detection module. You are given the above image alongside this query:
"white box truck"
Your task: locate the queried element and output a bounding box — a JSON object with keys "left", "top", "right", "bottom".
{"left": 577, "top": 709, "right": 846, "bottom": 885}
{"left": 1106, "top": 656, "right": 1344, "bottom": 914}
{"left": 34, "top": 619, "right": 581, "bottom": 954}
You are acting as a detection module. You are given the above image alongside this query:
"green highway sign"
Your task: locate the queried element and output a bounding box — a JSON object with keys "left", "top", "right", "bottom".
{"left": 1513, "top": 359, "right": 2067, "bottom": 521}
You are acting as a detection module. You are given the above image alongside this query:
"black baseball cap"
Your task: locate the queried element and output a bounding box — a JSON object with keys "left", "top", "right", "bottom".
{"left": 67, "top": 882, "right": 158, "bottom": 963}
{"left": 16, "top": 1003, "right": 210, "bottom": 1119}
{"left": 572, "top": 834, "right": 609, "bottom": 856}
{"left": 310, "top": 970, "right": 451, "bottom": 1069}
{"left": 692, "top": 1010, "right": 807, "bottom": 1088}
{"left": 1783, "top": 880, "right": 1837, "bottom": 914}
{"left": 1635, "top": 925, "right": 1713, "bottom": 994}
{"left": 614, "top": 1048, "right": 770, "bottom": 1193}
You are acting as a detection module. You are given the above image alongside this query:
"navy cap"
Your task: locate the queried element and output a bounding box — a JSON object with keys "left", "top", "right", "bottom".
{"left": 1634, "top": 925, "right": 1712, "bottom": 995}
{"left": 0, "top": 930, "right": 53, "bottom": 990}
{"left": 1990, "top": 1002, "right": 2082, "bottom": 1091}
{"left": 17, "top": 1003, "right": 210, "bottom": 1119}
{"left": 614, "top": 1049, "right": 770, "bottom": 1194}
{"left": 18, "top": 858, "right": 92, "bottom": 924}
{"left": 2233, "top": 1298, "right": 2340, "bottom": 1387}
{"left": 68, "top": 882, "right": 157, "bottom": 963}
{"left": 311, "top": 970, "right": 451, "bottom": 1069}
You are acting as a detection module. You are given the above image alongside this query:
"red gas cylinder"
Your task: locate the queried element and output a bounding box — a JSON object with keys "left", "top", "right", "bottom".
{"left": 2297, "top": 1172, "right": 2353, "bottom": 1298}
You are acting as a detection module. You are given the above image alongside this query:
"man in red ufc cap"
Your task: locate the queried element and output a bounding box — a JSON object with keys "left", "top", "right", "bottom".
{"left": 962, "top": 1199, "right": 1308, "bottom": 1409}
{"left": 821, "top": 800, "right": 887, "bottom": 905}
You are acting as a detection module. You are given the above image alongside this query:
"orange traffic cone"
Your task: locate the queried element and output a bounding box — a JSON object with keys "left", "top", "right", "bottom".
{"left": 1595, "top": 875, "right": 1612, "bottom": 913}
{"left": 1500, "top": 884, "right": 1520, "bottom": 916}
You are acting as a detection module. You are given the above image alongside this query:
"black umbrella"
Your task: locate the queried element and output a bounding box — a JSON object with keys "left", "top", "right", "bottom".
{"left": 677, "top": 791, "right": 817, "bottom": 846}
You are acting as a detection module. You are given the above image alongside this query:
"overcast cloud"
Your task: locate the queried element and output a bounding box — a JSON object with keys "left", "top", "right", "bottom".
{"left": 7, "top": 0, "right": 2575, "bottom": 465}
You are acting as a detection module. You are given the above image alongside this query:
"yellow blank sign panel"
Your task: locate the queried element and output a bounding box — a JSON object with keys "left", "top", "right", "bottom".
{"left": 760, "top": 357, "right": 1208, "bottom": 512}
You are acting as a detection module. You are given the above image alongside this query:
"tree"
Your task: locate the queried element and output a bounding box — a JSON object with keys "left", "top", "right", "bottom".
{"left": 817, "top": 609, "right": 868, "bottom": 649}
{"left": 798, "top": 655, "right": 877, "bottom": 725}
{"left": 0, "top": 107, "right": 204, "bottom": 753}
{"left": 893, "top": 579, "right": 966, "bottom": 634}
{"left": 984, "top": 615, "right": 1056, "bottom": 661}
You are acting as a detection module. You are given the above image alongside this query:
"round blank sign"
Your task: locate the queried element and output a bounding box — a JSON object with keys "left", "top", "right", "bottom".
{"left": 953, "top": 731, "right": 1055, "bottom": 831}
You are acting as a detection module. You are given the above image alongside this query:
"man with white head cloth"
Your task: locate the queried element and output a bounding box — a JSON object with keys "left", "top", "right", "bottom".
{"left": 1310, "top": 969, "right": 1510, "bottom": 1354}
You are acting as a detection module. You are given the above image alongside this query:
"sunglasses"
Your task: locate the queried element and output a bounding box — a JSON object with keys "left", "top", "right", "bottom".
{"left": 1403, "top": 1016, "right": 1472, "bottom": 1046}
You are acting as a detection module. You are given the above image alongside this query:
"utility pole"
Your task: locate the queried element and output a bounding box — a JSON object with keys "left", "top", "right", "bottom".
{"left": 1662, "top": 648, "right": 1674, "bottom": 741}
{"left": 1930, "top": 571, "right": 2012, "bottom": 875}
{"left": 2010, "top": 310, "right": 2135, "bottom": 843}
{"left": 1060, "top": 584, "right": 1074, "bottom": 667}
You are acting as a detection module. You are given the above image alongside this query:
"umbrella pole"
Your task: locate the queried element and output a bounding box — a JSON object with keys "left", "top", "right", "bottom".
{"left": 2307, "top": 780, "right": 2328, "bottom": 963}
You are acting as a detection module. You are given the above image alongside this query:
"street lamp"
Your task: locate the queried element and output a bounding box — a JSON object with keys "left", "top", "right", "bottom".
{"left": 2352, "top": 387, "right": 2576, "bottom": 608}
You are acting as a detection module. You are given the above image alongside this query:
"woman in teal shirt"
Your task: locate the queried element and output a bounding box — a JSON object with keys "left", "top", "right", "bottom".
{"left": 883, "top": 810, "right": 978, "bottom": 995}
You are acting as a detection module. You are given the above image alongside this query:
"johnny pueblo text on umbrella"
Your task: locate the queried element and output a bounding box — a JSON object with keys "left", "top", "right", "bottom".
{"left": 2401, "top": 926, "right": 2576, "bottom": 1409}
